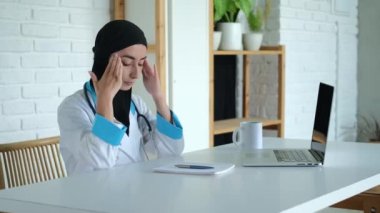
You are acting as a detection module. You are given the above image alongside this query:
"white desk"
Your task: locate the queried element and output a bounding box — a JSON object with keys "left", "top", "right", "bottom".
{"left": 0, "top": 137, "right": 380, "bottom": 213}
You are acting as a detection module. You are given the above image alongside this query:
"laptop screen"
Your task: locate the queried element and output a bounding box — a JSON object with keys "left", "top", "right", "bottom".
{"left": 311, "top": 82, "right": 334, "bottom": 154}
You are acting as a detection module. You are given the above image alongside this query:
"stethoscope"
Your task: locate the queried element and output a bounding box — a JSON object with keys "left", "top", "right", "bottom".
{"left": 83, "top": 83, "right": 157, "bottom": 160}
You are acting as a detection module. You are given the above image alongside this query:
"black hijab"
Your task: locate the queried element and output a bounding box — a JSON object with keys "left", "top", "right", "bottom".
{"left": 91, "top": 20, "right": 147, "bottom": 134}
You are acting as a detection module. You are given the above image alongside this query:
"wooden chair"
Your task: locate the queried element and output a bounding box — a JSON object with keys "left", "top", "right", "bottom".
{"left": 0, "top": 136, "right": 67, "bottom": 189}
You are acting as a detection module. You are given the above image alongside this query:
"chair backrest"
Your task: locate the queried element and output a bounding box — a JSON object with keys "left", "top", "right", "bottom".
{"left": 0, "top": 136, "right": 67, "bottom": 189}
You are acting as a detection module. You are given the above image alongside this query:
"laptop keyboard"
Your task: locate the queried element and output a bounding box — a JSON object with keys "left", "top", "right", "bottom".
{"left": 310, "top": 150, "right": 323, "bottom": 162}
{"left": 274, "top": 150, "right": 313, "bottom": 162}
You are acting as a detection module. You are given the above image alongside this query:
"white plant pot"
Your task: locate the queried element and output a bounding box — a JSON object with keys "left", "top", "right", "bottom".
{"left": 213, "top": 31, "right": 222, "bottom": 50}
{"left": 217, "top": 22, "right": 242, "bottom": 50}
{"left": 243, "top": 32, "right": 263, "bottom": 51}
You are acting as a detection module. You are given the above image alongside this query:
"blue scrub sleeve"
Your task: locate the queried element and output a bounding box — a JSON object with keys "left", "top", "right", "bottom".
{"left": 92, "top": 114, "right": 127, "bottom": 146}
{"left": 156, "top": 111, "right": 183, "bottom": 140}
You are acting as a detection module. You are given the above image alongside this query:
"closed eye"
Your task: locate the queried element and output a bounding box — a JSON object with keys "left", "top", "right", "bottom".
{"left": 122, "top": 63, "right": 143, "bottom": 67}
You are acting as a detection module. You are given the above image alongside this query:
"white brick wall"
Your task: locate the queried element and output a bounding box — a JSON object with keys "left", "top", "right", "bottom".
{"left": 0, "top": 39, "right": 33, "bottom": 52}
{"left": 248, "top": 0, "right": 358, "bottom": 141}
{"left": 35, "top": 40, "right": 71, "bottom": 52}
{"left": 22, "top": 54, "right": 58, "bottom": 67}
{"left": 0, "top": 0, "right": 111, "bottom": 143}
{"left": 22, "top": 85, "right": 58, "bottom": 98}
{"left": 22, "top": 23, "right": 60, "bottom": 37}
{"left": 0, "top": 86, "right": 20, "bottom": 100}
{"left": 0, "top": 54, "right": 20, "bottom": 68}
{"left": 20, "top": 0, "right": 59, "bottom": 7}
{"left": 3, "top": 100, "right": 35, "bottom": 115}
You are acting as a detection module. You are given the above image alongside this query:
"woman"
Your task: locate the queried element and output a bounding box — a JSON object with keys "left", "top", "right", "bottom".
{"left": 58, "top": 20, "right": 184, "bottom": 175}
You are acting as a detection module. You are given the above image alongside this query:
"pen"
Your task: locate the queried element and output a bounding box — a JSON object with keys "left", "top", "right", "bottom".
{"left": 175, "top": 164, "right": 214, "bottom": 169}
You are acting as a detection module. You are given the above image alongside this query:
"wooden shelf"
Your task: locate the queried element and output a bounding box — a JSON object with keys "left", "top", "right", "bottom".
{"left": 208, "top": 0, "right": 285, "bottom": 147}
{"left": 214, "top": 47, "right": 283, "bottom": 56}
{"left": 214, "top": 118, "right": 282, "bottom": 135}
{"left": 209, "top": 45, "right": 285, "bottom": 146}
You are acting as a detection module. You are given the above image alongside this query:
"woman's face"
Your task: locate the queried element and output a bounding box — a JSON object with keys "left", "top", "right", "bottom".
{"left": 116, "top": 44, "right": 147, "bottom": 91}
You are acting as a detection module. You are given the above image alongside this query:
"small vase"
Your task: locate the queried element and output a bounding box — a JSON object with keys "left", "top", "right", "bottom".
{"left": 217, "top": 22, "right": 243, "bottom": 50}
{"left": 213, "top": 31, "right": 222, "bottom": 50}
{"left": 243, "top": 32, "right": 263, "bottom": 51}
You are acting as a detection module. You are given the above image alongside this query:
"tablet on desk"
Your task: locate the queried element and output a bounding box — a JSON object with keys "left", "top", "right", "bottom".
{"left": 153, "top": 162, "right": 235, "bottom": 175}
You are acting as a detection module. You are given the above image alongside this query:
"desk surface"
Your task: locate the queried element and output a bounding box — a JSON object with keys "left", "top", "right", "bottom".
{"left": 0, "top": 138, "right": 380, "bottom": 213}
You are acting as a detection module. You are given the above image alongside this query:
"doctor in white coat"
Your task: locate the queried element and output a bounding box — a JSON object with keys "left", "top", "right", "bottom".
{"left": 58, "top": 20, "right": 184, "bottom": 175}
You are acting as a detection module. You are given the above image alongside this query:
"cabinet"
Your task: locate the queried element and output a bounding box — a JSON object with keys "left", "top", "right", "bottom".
{"left": 208, "top": 1, "right": 285, "bottom": 147}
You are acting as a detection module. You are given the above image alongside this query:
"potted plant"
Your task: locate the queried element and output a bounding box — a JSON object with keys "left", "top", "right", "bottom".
{"left": 213, "top": 0, "right": 225, "bottom": 50}
{"left": 357, "top": 115, "right": 380, "bottom": 143}
{"left": 214, "top": 0, "right": 252, "bottom": 50}
{"left": 243, "top": 0, "right": 271, "bottom": 50}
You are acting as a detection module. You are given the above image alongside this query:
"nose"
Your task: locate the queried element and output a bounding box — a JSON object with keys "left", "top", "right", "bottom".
{"left": 129, "top": 64, "right": 138, "bottom": 79}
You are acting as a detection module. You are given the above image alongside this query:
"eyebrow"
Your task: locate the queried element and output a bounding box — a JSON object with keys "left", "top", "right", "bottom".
{"left": 122, "top": 55, "right": 147, "bottom": 61}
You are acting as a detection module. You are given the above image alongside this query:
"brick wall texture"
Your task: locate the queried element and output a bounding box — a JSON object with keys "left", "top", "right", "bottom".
{"left": 0, "top": 0, "right": 110, "bottom": 143}
{"left": 247, "top": 0, "right": 358, "bottom": 141}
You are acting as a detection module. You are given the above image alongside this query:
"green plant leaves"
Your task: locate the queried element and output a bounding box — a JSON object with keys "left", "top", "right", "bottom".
{"left": 214, "top": 0, "right": 252, "bottom": 23}
{"left": 248, "top": 8, "right": 263, "bottom": 32}
{"left": 214, "top": 0, "right": 271, "bottom": 26}
{"left": 238, "top": 0, "right": 253, "bottom": 19}
{"left": 214, "top": 0, "right": 227, "bottom": 22}
{"left": 225, "top": 0, "right": 239, "bottom": 22}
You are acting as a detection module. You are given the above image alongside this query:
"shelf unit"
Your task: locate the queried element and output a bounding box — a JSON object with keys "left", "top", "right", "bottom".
{"left": 208, "top": 1, "right": 285, "bottom": 147}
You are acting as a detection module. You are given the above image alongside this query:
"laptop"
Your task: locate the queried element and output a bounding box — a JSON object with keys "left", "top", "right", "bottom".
{"left": 242, "top": 82, "right": 334, "bottom": 167}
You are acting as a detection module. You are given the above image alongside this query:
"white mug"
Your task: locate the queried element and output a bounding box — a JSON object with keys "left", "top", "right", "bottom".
{"left": 232, "top": 121, "right": 263, "bottom": 150}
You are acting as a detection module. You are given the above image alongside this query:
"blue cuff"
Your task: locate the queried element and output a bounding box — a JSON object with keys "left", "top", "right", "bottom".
{"left": 156, "top": 111, "right": 183, "bottom": 140}
{"left": 92, "top": 114, "right": 126, "bottom": 146}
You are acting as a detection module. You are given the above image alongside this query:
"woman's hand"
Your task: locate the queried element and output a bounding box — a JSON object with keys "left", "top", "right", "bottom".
{"left": 89, "top": 54, "right": 123, "bottom": 121}
{"left": 142, "top": 60, "right": 162, "bottom": 99}
{"left": 90, "top": 54, "right": 123, "bottom": 98}
{"left": 142, "top": 60, "right": 171, "bottom": 122}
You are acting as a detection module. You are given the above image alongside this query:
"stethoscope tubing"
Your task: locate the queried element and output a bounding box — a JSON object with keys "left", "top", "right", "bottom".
{"left": 83, "top": 84, "right": 155, "bottom": 159}
{"left": 83, "top": 83, "right": 151, "bottom": 131}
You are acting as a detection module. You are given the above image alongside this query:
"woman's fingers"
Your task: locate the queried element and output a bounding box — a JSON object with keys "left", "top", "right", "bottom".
{"left": 144, "top": 61, "right": 159, "bottom": 82}
{"left": 153, "top": 64, "right": 158, "bottom": 78}
{"left": 109, "top": 54, "right": 118, "bottom": 77}
{"left": 107, "top": 55, "right": 122, "bottom": 91}
{"left": 104, "top": 54, "right": 121, "bottom": 82}
{"left": 102, "top": 54, "right": 115, "bottom": 76}
{"left": 115, "top": 57, "right": 123, "bottom": 84}
{"left": 92, "top": 53, "right": 123, "bottom": 99}
{"left": 142, "top": 61, "right": 148, "bottom": 76}
{"left": 142, "top": 60, "right": 153, "bottom": 78}
{"left": 142, "top": 60, "right": 162, "bottom": 97}
{"left": 102, "top": 53, "right": 117, "bottom": 79}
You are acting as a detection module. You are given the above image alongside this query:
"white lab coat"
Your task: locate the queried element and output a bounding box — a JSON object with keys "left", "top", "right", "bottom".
{"left": 58, "top": 88, "right": 184, "bottom": 175}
